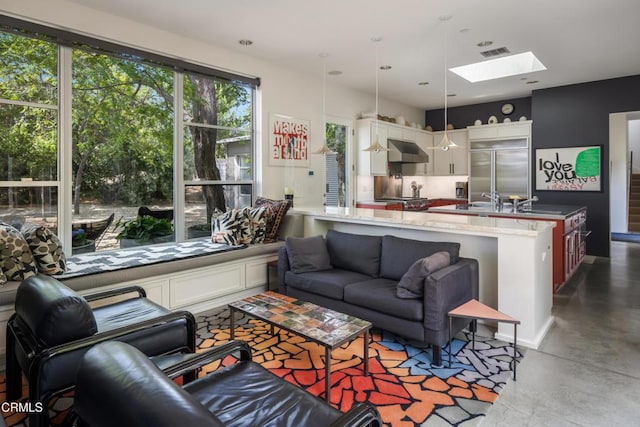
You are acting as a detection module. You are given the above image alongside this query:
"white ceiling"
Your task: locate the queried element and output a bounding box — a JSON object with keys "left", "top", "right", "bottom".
{"left": 67, "top": 0, "right": 640, "bottom": 110}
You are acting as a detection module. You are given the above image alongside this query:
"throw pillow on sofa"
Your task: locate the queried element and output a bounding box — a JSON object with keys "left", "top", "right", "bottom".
{"left": 380, "top": 235, "right": 460, "bottom": 281}
{"left": 396, "top": 251, "right": 451, "bottom": 299}
{"left": 285, "top": 235, "right": 332, "bottom": 273}
{"left": 21, "top": 224, "right": 67, "bottom": 275}
{"left": 0, "top": 221, "right": 38, "bottom": 283}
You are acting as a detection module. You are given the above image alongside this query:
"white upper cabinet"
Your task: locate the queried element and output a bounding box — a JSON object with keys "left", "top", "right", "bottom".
{"left": 432, "top": 129, "right": 468, "bottom": 176}
{"left": 357, "top": 119, "right": 388, "bottom": 175}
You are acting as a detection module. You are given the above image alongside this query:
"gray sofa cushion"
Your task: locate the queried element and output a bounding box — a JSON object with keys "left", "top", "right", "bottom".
{"left": 380, "top": 235, "right": 460, "bottom": 281}
{"left": 326, "top": 230, "right": 381, "bottom": 277}
{"left": 343, "top": 278, "right": 423, "bottom": 322}
{"left": 285, "top": 236, "right": 331, "bottom": 273}
{"left": 284, "top": 269, "right": 372, "bottom": 300}
{"left": 397, "top": 252, "right": 451, "bottom": 299}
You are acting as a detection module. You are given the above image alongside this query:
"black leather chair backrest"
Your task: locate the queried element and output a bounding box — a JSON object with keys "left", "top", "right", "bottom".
{"left": 75, "top": 341, "right": 223, "bottom": 427}
{"left": 15, "top": 275, "right": 97, "bottom": 347}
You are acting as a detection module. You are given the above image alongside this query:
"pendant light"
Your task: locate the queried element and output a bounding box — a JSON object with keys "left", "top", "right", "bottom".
{"left": 313, "top": 53, "right": 337, "bottom": 155}
{"left": 430, "top": 15, "right": 459, "bottom": 151}
{"left": 363, "top": 37, "right": 390, "bottom": 153}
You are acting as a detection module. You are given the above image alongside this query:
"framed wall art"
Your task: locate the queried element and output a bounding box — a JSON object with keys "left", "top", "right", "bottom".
{"left": 535, "top": 145, "right": 602, "bottom": 191}
{"left": 269, "top": 113, "right": 310, "bottom": 166}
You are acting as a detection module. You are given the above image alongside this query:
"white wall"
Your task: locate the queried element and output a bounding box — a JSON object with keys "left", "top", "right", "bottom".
{"left": 1, "top": 0, "right": 425, "bottom": 208}
{"left": 610, "top": 113, "right": 628, "bottom": 233}
{"left": 629, "top": 119, "right": 640, "bottom": 174}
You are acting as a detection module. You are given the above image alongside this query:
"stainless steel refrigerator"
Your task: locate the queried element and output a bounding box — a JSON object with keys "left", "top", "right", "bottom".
{"left": 468, "top": 138, "right": 530, "bottom": 202}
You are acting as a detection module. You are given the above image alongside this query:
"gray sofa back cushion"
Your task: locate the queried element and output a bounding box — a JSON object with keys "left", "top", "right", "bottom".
{"left": 285, "top": 235, "right": 331, "bottom": 273}
{"left": 380, "top": 235, "right": 460, "bottom": 281}
{"left": 326, "top": 230, "right": 381, "bottom": 277}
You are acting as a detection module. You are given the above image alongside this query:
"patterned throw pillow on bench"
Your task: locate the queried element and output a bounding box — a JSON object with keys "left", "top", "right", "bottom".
{"left": 211, "top": 207, "right": 267, "bottom": 245}
{"left": 0, "top": 221, "right": 38, "bottom": 284}
{"left": 21, "top": 224, "right": 67, "bottom": 275}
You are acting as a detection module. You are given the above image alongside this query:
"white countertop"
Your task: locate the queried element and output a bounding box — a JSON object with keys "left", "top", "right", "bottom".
{"left": 291, "top": 207, "right": 556, "bottom": 237}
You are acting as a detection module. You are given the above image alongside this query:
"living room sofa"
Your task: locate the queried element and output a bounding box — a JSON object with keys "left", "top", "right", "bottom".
{"left": 277, "top": 230, "right": 479, "bottom": 365}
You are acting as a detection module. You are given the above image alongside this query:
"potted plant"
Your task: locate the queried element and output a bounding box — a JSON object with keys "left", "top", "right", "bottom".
{"left": 187, "top": 223, "right": 211, "bottom": 239}
{"left": 115, "top": 215, "right": 174, "bottom": 248}
{"left": 72, "top": 229, "right": 96, "bottom": 254}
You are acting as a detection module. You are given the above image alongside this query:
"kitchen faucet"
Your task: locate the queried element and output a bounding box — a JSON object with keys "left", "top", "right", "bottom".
{"left": 410, "top": 181, "right": 423, "bottom": 198}
{"left": 481, "top": 192, "right": 503, "bottom": 210}
{"left": 513, "top": 196, "right": 539, "bottom": 212}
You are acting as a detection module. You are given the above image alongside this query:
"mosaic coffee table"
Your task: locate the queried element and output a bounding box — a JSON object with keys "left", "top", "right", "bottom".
{"left": 229, "top": 291, "right": 371, "bottom": 402}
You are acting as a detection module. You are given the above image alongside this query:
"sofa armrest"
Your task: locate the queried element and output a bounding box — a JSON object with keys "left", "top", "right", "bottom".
{"left": 277, "top": 246, "right": 290, "bottom": 291}
{"left": 423, "top": 257, "right": 479, "bottom": 332}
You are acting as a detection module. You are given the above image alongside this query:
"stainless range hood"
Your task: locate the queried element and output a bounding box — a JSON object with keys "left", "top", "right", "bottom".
{"left": 387, "top": 139, "right": 429, "bottom": 163}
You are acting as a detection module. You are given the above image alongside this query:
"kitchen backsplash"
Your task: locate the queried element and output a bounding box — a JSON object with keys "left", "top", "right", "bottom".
{"left": 402, "top": 175, "right": 468, "bottom": 199}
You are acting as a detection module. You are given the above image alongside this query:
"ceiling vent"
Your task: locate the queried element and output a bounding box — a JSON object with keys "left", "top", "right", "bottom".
{"left": 480, "top": 47, "right": 510, "bottom": 58}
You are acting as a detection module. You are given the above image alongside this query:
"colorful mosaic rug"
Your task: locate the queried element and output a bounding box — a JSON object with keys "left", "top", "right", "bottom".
{"left": 0, "top": 307, "right": 522, "bottom": 426}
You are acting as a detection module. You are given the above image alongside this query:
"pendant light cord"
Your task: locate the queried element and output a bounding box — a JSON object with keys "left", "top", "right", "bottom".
{"left": 375, "top": 39, "right": 380, "bottom": 143}
{"left": 443, "top": 19, "right": 448, "bottom": 137}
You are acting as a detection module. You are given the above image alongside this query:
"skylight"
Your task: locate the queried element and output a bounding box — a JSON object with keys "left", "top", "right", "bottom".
{"left": 450, "top": 51, "right": 546, "bottom": 83}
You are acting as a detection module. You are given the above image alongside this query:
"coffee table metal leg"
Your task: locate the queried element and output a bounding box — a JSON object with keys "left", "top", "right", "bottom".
{"left": 364, "top": 329, "right": 369, "bottom": 376}
{"left": 325, "top": 346, "right": 331, "bottom": 402}
{"left": 513, "top": 324, "right": 518, "bottom": 381}
{"left": 230, "top": 306, "right": 235, "bottom": 340}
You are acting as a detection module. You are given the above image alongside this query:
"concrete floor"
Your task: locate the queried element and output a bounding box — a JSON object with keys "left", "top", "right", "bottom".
{"left": 481, "top": 241, "right": 640, "bottom": 426}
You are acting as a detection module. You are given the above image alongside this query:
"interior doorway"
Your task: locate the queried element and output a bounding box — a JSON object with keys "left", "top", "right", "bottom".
{"left": 609, "top": 111, "right": 640, "bottom": 242}
{"left": 324, "top": 117, "right": 351, "bottom": 207}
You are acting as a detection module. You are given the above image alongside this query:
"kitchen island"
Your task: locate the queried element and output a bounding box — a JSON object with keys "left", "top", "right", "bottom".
{"left": 291, "top": 207, "right": 555, "bottom": 350}
{"left": 429, "top": 203, "right": 588, "bottom": 292}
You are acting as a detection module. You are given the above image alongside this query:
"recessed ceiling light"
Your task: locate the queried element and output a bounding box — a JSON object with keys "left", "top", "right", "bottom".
{"left": 450, "top": 51, "right": 547, "bottom": 83}
{"left": 447, "top": 94, "right": 457, "bottom": 97}
{"left": 328, "top": 70, "right": 342, "bottom": 76}
{"left": 526, "top": 80, "right": 540, "bottom": 84}
{"left": 238, "top": 39, "right": 253, "bottom": 46}
{"left": 418, "top": 81, "right": 429, "bottom": 85}
{"left": 477, "top": 41, "right": 493, "bottom": 47}
{"left": 379, "top": 65, "right": 392, "bottom": 70}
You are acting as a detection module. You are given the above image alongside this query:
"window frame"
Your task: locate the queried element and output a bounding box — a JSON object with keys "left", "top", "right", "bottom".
{"left": 0, "top": 15, "right": 258, "bottom": 251}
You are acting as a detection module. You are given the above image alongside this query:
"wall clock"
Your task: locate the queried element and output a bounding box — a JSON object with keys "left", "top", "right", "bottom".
{"left": 501, "top": 103, "right": 514, "bottom": 115}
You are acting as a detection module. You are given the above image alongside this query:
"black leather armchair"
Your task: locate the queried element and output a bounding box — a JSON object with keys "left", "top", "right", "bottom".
{"left": 74, "top": 340, "right": 382, "bottom": 427}
{"left": 5, "top": 275, "right": 196, "bottom": 427}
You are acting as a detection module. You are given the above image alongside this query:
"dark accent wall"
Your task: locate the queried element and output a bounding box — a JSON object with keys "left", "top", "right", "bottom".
{"left": 425, "top": 97, "right": 532, "bottom": 131}
{"left": 424, "top": 75, "right": 640, "bottom": 258}
{"left": 532, "top": 75, "right": 640, "bottom": 258}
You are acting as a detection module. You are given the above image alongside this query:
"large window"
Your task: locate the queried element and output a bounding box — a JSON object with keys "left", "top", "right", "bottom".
{"left": 71, "top": 49, "right": 174, "bottom": 252}
{"left": 0, "top": 19, "right": 257, "bottom": 253}
{"left": 182, "top": 74, "right": 254, "bottom": 236}
{"left": 0, "top": 31, "right": 59, "bottom": 231}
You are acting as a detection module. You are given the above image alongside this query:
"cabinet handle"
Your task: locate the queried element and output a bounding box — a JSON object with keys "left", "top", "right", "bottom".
{"left": 452, "top": 163, "right": 455, "bottom": 174}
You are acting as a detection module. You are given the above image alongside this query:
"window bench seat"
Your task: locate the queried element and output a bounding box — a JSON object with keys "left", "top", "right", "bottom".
{"left": 0, "top": 212, "right": 303, "bottom": 355}
{"left": 0, "top": 240, "right": 284, "bottom": 307}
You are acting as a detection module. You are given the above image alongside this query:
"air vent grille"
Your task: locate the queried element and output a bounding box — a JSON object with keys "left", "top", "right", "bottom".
{"left": 480, "top": 47, "right": 510, "bottom": 58}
